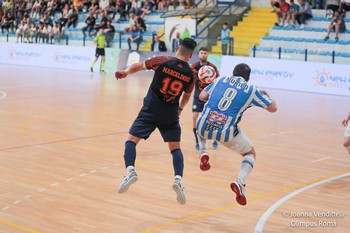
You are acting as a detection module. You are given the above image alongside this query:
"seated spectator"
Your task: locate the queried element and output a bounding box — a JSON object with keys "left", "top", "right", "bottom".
{"left": 58, "top": 4, "right": 70, "bottom": 27}
{"left": 115, "top": 0, "right": 127, "bottom": 21}
{"left": 29, "top": 23, "right": 37, "bottom": 43}
{"left": 67, "top": 8, "right": 79, "bottom": 27}
{"left": 52, "top": 21, "right": 67, "bottom": 44}
{"left": 1, "top": 11, "right": 15, "bottom": 33}
{"left": 289, "top": 0, "right": 300, "bottom": 26}
{"left": 130, "top": 0, "right": 143, "bottom": 16}
{"left": 127, "top": 24, "right": 143, "bottom": 50}
{"left": 93, "top": 11, "right": 108, "bottom": 33}
{"left": 270, "top": 0, "right": 281, "bottom": 12}
{"left": 41, "top": 22, "right": 53, "bottom": 43}
{"left": 135, "top": 13, "right": 146, "bottom": 32}
{"left": 339, "top": 0, "right": 350, "bottom": 16}
{"left": 325, "top": 0, "right": 340, "bottom": 18}
{"left": 31, "top": 0, "right": 42, "bottom": 18}
{"left": 151, "top": 34, "right": 167, "bottom": 52}
{"left": 82, "top": 11, "right": 96, "bottom": 37}
{"left": 296, "top": 0, "right": 313, "bottom": 28}
{"left": 140, "top": 0, "right": 153, "bottom": 18}
{"left": 324, "top": 10, "right": 346, "bottom": 41}
{"left": 104, "top": 19, "right": 115, "bottom": 47}
{"left": 275, "top": 0, "right": 290, "bottom": 27}
{"left": 15, "top": 20, "right": 29, "bottom": 42}
{"left": 124, "top": 11, "right": 136, "bottom": 32}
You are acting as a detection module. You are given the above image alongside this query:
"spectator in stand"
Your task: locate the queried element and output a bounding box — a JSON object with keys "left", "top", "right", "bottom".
{"left": 124, "top": 11, "right": 136, "bottom": 32}
{"left": 140, "top": 0, "right": 153, "bottom": 18}
{"left": 270, "top": 0, "right": 281, "bottom": 12}
{"left": 135, "top": 13, "right": 146, "bottom": 32}
{"left": 106, "top": 0, "right": 118, "bottom": 19}
{"left": 67, "top": 8, "right": 79, "bottom": 27}
{"left": 104, "top": 19, "right": 115, "bottom": 47}
{"left": 82, "top": 0, "right": 92, "bottom": 12}
{"left": 275, "top": 0, "right": 290, "bottom": 27}
{"left": 58, "top": 4, "right": 70, "bottom": 27}
{"left": 53, "top": 21, "right": 66, "bottom": 44}
{"left": 172, "top": 32, "right": 182, "bottom": 52}
{"left": 289, "top": 0, "right": 300, "bottom": 27}
{"left": 94, "top": 10, "right": 108, "bottom": 33}
{"left": 42, "top": 22, "right": 53, "bottom": 43}
{"left": 31, "top": 0, "right": 42, "bottom": 18}
{"left": 43, "top": 12, "right": 53, "bottom": 27}
{"left": 217, "top": 22, "right": 231, "bottom": 55}
{"left": 1, "top": 11, "right": 15, "bottom": 33}
{"left": 325, "top": 0, "right": 340, "bottom": 18}
{"left": 37, "top": 22, "right": 44, "bottom": 43}
{"left": 29, "top": 23, "right": 37, "bottom": 43}
{"left": 127, "top": 24, "right": 143, "bottom": 50}
{"left": 151, "top": 34, "right": 167, "bottom": 52}
{"left": 130, "top": 0, "right": 143, "bottom": 15}
{"left": 296, "top": 0, "right": 313, "bottom": 28}
{"left": 324, "top": 10, "right": 346, "bottom": 41}
{"left": 115, "top": 0, "right": 127, "bottom": 21}
{"left": 82, "top": 11, "right": 96, "bottom": 37}
{"left": 339, "top": 0, "right": 350, "bottom": 16}
{"left": 15, "top": 20, "right": 29, "bottom": 42}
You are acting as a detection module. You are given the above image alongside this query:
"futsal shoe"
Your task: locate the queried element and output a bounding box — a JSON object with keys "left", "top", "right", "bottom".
{"left": 172, "top": 178, "right": 186, "bottom": 205}
{"left": 230, "top": 180, "right": 247, "bottom": 206}
{"left": 212, "top": 141, "right": 218, "bottom": 149}
{"left": 118, "top": 170, "right": 138, "bottom": 194}
{"left": 200, "top": 152, "right": 211, "bottom": 171}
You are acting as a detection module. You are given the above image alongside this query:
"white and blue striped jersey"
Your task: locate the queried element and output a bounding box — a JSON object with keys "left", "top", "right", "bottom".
{"left": 196, "top": 76, "right": 273, "bottom": 142}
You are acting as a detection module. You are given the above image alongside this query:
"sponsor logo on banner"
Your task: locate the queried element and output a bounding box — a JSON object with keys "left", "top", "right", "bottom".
{"left": 251, "top": 68, "right": 294, "bottom": 82}
{"left": 313, "top": 69, "right": 350, "bottom": 89}
{"left": 53, "top": 49, "right": 91, "bottom": 64}
{"left": 7, "top": 47, "right": 41, "bottom": 60}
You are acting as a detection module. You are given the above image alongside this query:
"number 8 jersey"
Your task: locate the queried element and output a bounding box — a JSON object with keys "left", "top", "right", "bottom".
{"left": 196, "top": 76, "right": 273, "bottom": 142}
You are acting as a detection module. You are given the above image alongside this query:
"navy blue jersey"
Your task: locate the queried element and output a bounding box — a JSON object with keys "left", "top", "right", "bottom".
{"left": 145, "top": 56, "right": 196, "bottom": 107}
{"left": 190, "top": 61, "right": 219, "bottom": 101}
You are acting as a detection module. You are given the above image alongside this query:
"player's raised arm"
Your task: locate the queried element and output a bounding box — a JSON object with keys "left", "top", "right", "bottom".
{"left": 115, "top": 62, "right": 146, "bottom": 80}
{"left": 260, "top": 89, "right": 277, "bottom": 113}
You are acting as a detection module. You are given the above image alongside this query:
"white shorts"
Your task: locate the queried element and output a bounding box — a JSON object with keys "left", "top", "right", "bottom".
{"left": 345, "top": 124, "right": 350, "bottom": 137}
{"left": 220, "top": 130, "right": 253, "bottom": 154}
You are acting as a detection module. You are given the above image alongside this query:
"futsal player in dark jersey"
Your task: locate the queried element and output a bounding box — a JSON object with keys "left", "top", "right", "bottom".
{"left": 191, "top": 47, "right": 220, "bottom": 151}
{"left": 115, "top": 38, "right": 197, "bottom": 205}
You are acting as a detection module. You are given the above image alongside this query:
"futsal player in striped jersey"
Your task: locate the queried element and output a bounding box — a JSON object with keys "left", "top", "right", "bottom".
{"left": 196, "top": 63, "right": 277, "bottom": 206}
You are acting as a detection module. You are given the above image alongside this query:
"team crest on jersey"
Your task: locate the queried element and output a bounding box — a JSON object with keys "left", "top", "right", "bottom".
{"left": 205, "top": 110, "right": 227, "bottom": 130}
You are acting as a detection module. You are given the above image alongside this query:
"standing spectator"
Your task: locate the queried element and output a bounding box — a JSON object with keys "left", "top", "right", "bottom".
{"left": 289, "top": 0, "right": 300, "bottom": 27}
{"left": 104, "top": 19, "right": 115, "bottom": 47}
{"left": 341, "top": 112, "right": 350, "bottom": 154}
{"left": 151, "top": 34, "right": 167, "bottom": 52}
{"left": 82, "top": 11, "right": 96, "bottom": 37}
{"left": 296, "top": 0, "right": 313, "bottom": 28}
{"left": 127, "top": 24, "right": 142, "bottom": 50}
{"left": 217, "top": 22, "right": 231, "bottom": 55}
{"left": 115, "top": 38, "right": 198, "bottom": 205}
{"left": 172, "top": 32, "right": 182, "bottom": 52}
{"left": 196, "top": 63, "right": 277, "bottom": 206}
{"left": 91, "top": 28, "right": 106, "bottom": 72}
{"left": 324, "top": 10, "right": 346, "bottom": 41}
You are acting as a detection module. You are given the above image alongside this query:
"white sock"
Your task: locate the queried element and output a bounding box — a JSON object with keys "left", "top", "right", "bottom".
{"left": 126, "top": 166, "right": 135, "bottom": 174}
{"left": 198, "top": 134, "right": 208, "bottom": 153}
{"left": 175, "top": 175, "right": 182, "bottom": 180}
{"left": 238, "top": 155, "right": 255, "bottom": 184}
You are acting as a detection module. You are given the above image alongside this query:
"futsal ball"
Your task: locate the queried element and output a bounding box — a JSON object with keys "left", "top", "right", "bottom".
{"left": 198, "top": 65, "right": 216, "bottom": 84}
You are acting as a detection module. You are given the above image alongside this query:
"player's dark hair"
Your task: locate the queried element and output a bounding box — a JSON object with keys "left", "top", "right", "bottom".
{"left": 199, "top": 47, "right": 208, "bottom": 52}
{"left": 179, "top": 38, "right": 197, "bottom": 56}
{"left": 233, "top": 63, "right": 251, "bottom": 82}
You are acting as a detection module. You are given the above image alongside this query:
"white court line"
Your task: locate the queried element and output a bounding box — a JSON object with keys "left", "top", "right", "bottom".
{"left": 0, "top": 91, "right": 7, "bottom": 100}
{"left": 254, "top": 172, "right": 350, "bottom": 233}
{"left": 311, "top": 156, "right": 330, "bottom": 163}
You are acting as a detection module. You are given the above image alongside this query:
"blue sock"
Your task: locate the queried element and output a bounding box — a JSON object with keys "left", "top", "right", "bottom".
{"left": 171, "top": 149, "right": 184, "bottom": 177}
{"left": 193, "top": 128, "right": 198, "bottom": 144}
{"left": 124, "top": 141, "right": 136, "bottom": 168}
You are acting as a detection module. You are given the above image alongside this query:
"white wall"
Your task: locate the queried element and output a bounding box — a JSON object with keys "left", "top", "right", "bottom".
{"left": 251, "top": 0, "right": 270, "bottom": 8}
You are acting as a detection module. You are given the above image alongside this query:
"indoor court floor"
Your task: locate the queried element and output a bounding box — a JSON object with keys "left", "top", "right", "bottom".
{"left": 0, "top": 64, "right": 349, "bottom": 233}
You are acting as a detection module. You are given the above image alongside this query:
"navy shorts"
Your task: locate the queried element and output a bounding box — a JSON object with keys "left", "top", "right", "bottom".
{"left": 192, "top": 97, "right": 205, "bottom": 112}
{"left": 129, "top": 107, "right": 181, "bottom": 142}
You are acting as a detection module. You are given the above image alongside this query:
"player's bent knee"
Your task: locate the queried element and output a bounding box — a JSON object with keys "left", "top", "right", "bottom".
{"left": 344, "top": 139, "right": 350, "bottom": 148}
